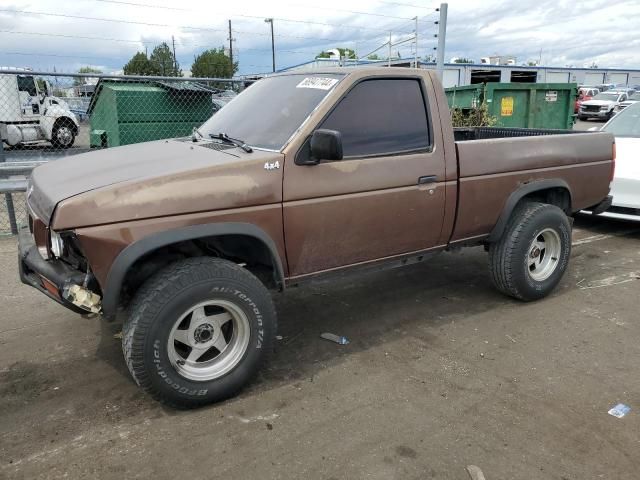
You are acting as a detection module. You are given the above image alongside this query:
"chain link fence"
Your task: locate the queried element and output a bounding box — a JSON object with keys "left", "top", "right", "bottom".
{"left": 0, "top": 69, "right": 250, "bottom": 235}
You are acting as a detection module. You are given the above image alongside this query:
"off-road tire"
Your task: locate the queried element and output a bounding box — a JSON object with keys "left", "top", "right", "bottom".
{"left": 488, "top": 202, "right": 572, "bottom": 301}
{"left": 122, "top": 257, "right": 277, "bottom": 408}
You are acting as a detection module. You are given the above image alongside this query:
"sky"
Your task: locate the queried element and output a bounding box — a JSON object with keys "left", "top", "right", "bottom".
{"left": 0, "top": 0, "right": 639, "bottom": 76}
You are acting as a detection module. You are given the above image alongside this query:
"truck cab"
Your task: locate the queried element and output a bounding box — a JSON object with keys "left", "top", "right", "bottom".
{"left": 0, "top": 70, "right": 79, "bottom": 149}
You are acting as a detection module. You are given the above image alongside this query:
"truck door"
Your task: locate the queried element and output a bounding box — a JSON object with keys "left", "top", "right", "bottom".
{"left": 16, "top": 75, "right": 41, "bottom": 119}
{"left": 283, "top": 77, "right": 447, "bottom": 277}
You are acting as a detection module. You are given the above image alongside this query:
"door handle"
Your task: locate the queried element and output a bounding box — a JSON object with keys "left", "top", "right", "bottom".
{"left": 418, "top": 175, "right": 437, "bottom": 185}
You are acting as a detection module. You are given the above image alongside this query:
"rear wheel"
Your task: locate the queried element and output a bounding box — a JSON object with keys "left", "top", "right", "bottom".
{"left": 489, "top": 202, "right": 572, "bottom": 301}
{"left": 122, "top": 257, "right": 277, "bottom": 408}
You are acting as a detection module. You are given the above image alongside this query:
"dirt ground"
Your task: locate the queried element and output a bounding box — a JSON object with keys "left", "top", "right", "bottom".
{"left": 1, "top": 215, "right": 639, "bottom": 480}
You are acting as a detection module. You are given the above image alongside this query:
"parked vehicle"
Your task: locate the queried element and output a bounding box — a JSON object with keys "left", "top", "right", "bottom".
{"left": 18, "top": 68, "right": 615, "bottom": 407}
{"left": 579, "top": 91, "right": 628, "bottom": 121}
{"left": 597, "top": 83, "right": 616, "bottom": 92}
{"left": 614, "top": 91, "right": 640, "bottom": 112}
{"left": 575, "top": 87, "right": 599, "bottom": 113}
{"left": 0, "top": 70, "right": 79, "bottom": 148}
{"left": 586, "top": 102, "right": 640, "bottom": 221}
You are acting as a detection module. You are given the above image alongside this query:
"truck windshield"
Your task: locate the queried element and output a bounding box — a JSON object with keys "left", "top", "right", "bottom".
{"left": 200, "top": 74, "right": 344, "bottom": 151}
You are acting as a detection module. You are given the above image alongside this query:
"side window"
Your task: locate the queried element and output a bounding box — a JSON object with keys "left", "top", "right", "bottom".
{"left": 17, "top": 75, "right": 37, "bottom": 96}
{"left": 320, "top": 79, "right": 430, "bottom": 158}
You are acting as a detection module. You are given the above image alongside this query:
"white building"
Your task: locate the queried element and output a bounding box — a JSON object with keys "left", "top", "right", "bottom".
{"left": 279, "top": 58, "right": 640, "bottom": 88}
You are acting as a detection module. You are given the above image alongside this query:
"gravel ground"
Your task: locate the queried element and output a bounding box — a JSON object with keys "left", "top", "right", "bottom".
{"left": 1, "top": 215, "right": 639, "bottom": 480}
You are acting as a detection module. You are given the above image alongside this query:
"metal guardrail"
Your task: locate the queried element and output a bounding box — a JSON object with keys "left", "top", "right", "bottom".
{"left": 0, "top": 141, "right": 40, "bottom": 235}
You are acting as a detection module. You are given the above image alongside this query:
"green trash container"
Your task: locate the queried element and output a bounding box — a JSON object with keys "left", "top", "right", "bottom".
{"left": 88, "top": 80, "right": 217, "bottom": 148}
{"left": 446, "top": 82, "right": 577, "bottom": 130}
{"left": 445, "top": 84, "right": 484, "bottom": 110}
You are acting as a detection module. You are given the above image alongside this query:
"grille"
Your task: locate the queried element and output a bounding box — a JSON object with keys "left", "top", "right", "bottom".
{"left": 583, "top": 105, "right": 602, "bottom": 112}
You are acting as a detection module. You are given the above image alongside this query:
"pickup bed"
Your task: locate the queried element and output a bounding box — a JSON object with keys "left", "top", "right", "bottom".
{"left": 18, "top": 68, "right": 615, "bottom": 407}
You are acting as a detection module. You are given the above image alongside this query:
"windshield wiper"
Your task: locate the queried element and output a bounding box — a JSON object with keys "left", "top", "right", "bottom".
{"left": 209, "top": 133, "right": 253, "bottom": 153}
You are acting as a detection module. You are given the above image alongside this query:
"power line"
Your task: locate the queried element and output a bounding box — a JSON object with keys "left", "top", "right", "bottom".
{"left": 0, "top": 8, "right": 356, "bottom": 42}
{"left": 374, "top": 0, "right": 439, "bottom": 8}
{"left": 0, "top": 29, "right": 393, "bottom": 65}
{"left": 0, "top": 29, "right": 336, "bottom": 55}
{"left": 0, "top": 50, "right": 272, "bottom": 68}
{"left": 88, "top": 0, "right": 415, "bottom": 32}
{"left": 0, "top": 9, "right": 426, "bottom": 66}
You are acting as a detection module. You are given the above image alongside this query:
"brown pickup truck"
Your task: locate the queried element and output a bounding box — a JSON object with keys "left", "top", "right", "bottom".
{"left": 18, "top": 68, "right": 614, "bottom": 407}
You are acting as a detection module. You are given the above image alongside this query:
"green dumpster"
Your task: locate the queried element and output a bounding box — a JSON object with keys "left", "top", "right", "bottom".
{"left": 88, "top": 80, "right": 218, "bottom": 148}
{"left": 446, "top": 83, "right": 577, "bottom": 130}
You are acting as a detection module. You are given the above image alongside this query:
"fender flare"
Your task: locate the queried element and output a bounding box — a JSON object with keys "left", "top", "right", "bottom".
{"left": 487, "top": 179, "right": 572, "bottom": 242}
{"left": 101, "top": 222, "right": 285, "bottom": 317}
{"left": 54, "top": 116, "right": 79, "bottom": 134}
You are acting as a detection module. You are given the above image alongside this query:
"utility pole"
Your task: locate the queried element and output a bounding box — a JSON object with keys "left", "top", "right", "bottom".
{"left": 414, "top": 16, "right": 418, "bottom": 68}
{"left": 171, "top": 35, "right": 177, "bottom": 75}
{"left": 264, "top": 18, "right": 275, "bottom": 72}
{"left": 435, "top": 3, "right": 448, "bottom": 79}
{"left": 228, "top": 20, "right": 233, "bottom": 68}
{"left": 388, "top": 31, "right": 392, "bottom": 67}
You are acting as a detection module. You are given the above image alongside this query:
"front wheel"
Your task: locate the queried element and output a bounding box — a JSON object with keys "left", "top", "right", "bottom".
{"left": 488, "top": 202, "right": 572, "bottom": 301}
{"left": 122, "top": 257, "right": 277, "bottom": 408}
{"left": 51, "top": 122, "right": 76, "bottom": 148}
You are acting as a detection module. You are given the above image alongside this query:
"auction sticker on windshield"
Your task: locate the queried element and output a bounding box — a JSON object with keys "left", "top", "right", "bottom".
{"left": 297, "top": 77, "right": 339, "bottom": 90}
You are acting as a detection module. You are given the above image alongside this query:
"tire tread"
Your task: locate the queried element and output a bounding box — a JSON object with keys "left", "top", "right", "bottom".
{"left": 122, "top": 257, "right": 276, "bottom": 408}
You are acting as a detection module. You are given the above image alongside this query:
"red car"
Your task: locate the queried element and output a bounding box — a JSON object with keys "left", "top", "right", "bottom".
{"left": 575, "top": 87, "right": 600, "bottom": 113}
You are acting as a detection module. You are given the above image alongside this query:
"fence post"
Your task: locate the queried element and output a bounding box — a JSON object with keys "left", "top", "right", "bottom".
{"left": 1, "top": 141, "right": 19, "bottom": 234}
{"left": 5, "top": 192, "right": 17, "bottom": 234}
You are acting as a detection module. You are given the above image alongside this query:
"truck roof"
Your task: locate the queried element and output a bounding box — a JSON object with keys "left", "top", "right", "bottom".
{"left": 271, "top": 66, "right": 426, "bottom": 76}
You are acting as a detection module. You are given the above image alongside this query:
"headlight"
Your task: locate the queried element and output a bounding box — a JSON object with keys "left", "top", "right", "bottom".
{"left": 600, "top": 106, "right": 609, "bottom": 110}
{"left": 50, "top": 230, "right": 65, "bottom": 258}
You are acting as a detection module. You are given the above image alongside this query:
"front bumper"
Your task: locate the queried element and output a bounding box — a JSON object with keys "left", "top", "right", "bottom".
{"left": 18, "top": 225, "right": 88, "bottom": 314}
{"left": 579, "top": 109, "right": 611, "bottom": 118}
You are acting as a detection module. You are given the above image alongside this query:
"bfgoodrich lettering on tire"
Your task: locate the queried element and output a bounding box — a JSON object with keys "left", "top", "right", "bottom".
{"left": 489, "top": 202, "right": 572, "bottom": 301}
{"left": 122, "top": 257, "right": 277, "bottom": 408}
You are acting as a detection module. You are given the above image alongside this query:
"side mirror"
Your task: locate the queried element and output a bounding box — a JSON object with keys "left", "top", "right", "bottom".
{"left": 310, "top": 129, "right": 343, "bottom": 162}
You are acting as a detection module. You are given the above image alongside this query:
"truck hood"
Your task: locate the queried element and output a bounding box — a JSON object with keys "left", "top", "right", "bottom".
{"left": 581, "top": 99, "right": 615, "bottom": 107}
{"left": 28, "top": 139, "right": 284, "bottom": 229}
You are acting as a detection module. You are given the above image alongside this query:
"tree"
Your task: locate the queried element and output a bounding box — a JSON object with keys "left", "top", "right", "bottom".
{"left": 123, "top": 52, "right": 160, "bottom": 76}
{"left": 454, "top": 58, "right": 473, "bottom": 63}
{"left": 367, "top": 54, "right": 380, "bottom": 61}
{"left": 316, "top": 48, "right": 357, "bottom": 59}
{"left": 149, "top": 42, "right": 182, "bottom": 76}
{"left": 191, "top": 47, "right": 238, "bottom": 79}
{"left": 74, "top": 66, "right": 102, "bottom": 85}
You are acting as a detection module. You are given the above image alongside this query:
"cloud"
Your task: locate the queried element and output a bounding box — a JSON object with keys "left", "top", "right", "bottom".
{"left": 0, "top": 0, "right": 638, "bottom": 75}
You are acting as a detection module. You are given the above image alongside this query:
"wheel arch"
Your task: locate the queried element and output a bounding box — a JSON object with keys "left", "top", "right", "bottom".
{"left": 101, "top": 222, "right": 285, "bottom": 318}
{"left": 54, "top": 116, "right": 79, "bottom": 134}
{"left": 487, "top": 179, "right": 572, "bottom": 243}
